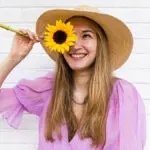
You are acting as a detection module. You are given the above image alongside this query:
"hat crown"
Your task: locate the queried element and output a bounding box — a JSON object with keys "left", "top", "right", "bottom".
{"left": 75, "top": 5, "right": 99, "bottom": 13}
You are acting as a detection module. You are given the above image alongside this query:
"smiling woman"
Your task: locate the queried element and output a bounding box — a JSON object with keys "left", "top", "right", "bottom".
{"left": 0, "top": 5, "right": 146, "bottom": 150}
{"left": 63, "top": 17, "right": 98, "bottom": 72}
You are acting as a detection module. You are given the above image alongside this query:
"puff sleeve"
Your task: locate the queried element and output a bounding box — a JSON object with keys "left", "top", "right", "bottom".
{"left": 0, "top": 72, "right": 54, "bottom": 129}
{"left": 104, "top": 79, "right": 146, "bottom": 150}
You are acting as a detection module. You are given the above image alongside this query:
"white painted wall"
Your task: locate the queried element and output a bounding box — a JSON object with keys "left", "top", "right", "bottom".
{"left": 0, "top": 0, "right": 149, "bottom": 149}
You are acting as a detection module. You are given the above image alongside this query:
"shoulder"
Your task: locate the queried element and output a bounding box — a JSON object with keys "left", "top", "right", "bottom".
{"left": 112, "top": 77, "right": 142, "bottom": 106}
{"left": 112, "top": 77, "right": 137, "bottom": 90}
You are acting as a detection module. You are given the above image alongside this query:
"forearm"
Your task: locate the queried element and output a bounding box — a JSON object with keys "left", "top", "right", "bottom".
{"left": 0, "top": 55, "right": 19, "bottom": 87}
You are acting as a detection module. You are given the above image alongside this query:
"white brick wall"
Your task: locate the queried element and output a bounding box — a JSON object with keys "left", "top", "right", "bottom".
{"left": 0, "top": 0, "right": 149, "bottom": 150}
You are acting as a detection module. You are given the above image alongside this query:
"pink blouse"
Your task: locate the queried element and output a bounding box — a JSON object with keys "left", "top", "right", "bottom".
{"left": 0, "top": 72, "right": 146, "bottom": 150}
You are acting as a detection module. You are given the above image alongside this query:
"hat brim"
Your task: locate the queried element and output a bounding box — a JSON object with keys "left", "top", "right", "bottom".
{"left": 36, "top": 9, "right": 133, "bottom": 71}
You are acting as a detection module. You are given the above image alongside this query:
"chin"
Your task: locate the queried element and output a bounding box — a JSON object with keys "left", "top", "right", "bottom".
{"left": 67, "top": 61, "right": 94, "bottom": 71}
{"left": 70, "top": 65, "right": 91, "bottom": 72}
{"left": 71, "top": 67, "right": 84, "bottom": 71}
{"left": 69, "top": 66, "right": 84, "bottom": 71}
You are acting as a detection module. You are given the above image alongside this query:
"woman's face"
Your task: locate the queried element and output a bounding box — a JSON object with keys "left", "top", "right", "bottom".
{"left": 63, "top": 17, "right": 97, "bottom": 71}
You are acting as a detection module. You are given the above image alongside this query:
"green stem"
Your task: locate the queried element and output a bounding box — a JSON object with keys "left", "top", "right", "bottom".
{"left": 0, "top": 24, "right": 27, "bottom": 36}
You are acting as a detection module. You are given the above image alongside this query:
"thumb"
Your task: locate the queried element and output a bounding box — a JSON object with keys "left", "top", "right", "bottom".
{"left": 29, "top": 40, "right": 36, "bottom": 45}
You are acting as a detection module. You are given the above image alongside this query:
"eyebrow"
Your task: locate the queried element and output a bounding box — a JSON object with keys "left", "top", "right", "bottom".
{"left": 82, "top": 29, "right": 95, "bottom": 34}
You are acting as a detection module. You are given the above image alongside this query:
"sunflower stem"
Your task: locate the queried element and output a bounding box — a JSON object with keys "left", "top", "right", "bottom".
{"left": 0, "top": 24, "right": 27, "bottom": 36}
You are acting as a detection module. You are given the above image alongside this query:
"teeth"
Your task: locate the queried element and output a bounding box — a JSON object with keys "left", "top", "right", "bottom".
{"left": 71, "top": 54, "right": 86, "bottom": 58}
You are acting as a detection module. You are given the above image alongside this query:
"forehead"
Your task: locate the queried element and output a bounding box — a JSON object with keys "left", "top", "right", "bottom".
{"left": 67, "top": 17, "right": 96, "bottom": 32}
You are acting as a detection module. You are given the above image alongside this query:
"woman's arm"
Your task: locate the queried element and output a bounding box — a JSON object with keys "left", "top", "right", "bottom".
{"left": 0, "top": 29, "right": 40, "bottom": 87}
{"left": 0, "top": 55, "right": 19, "bottom": 87}
{"left": 104, "top": 79, "right": 146, "bottom": 150}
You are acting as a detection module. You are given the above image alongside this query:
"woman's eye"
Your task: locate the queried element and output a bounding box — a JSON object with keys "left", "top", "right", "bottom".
{"left": 83, "top": 34, "right": 91, "bottom": 39}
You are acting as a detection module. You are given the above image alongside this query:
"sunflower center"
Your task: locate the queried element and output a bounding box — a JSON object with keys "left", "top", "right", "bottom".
{"left": 53, "top": 30, "right": 67, "bottom": 44}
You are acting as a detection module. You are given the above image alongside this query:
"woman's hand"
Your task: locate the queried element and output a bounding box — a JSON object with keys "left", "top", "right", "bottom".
{"left": 8, "top": 29, "right": 43, "bottom": 63}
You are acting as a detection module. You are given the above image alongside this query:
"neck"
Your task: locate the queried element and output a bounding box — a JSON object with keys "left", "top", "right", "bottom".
{"left": 72, "top": 69, "right": 92, "bottom": 91}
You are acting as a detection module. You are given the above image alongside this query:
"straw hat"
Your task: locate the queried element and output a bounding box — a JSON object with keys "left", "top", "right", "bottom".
{"left": 36, "top": 5, "right": 133, "bottom": 71}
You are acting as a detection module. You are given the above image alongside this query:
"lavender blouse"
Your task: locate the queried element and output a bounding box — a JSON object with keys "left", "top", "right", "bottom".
{"left": 0, "top": 72, "right": 146, "bottom": 150}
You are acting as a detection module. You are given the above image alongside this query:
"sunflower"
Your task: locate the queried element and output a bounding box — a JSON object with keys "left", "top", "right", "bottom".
{"left": 43, "top": 20, "right": 77, "bottom": 54}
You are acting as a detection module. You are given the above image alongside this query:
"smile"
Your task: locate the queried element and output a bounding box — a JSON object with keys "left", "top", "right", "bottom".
{"left": 69, "top": 54, "right": 87, "bottom": 60}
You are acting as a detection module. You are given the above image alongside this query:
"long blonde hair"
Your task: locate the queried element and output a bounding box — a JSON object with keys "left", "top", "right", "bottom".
{"left": 44, "top": 16, "right": 114, "bottom": 148}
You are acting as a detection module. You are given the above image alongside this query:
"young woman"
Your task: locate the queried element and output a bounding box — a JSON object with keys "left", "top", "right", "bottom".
{"left": 0, "top": 5, "right": 146, "bottom": 150}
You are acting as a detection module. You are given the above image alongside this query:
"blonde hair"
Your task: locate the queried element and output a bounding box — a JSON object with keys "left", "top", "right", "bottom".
{"left": 44, "top": 16, "right": 114, "bottom": 148}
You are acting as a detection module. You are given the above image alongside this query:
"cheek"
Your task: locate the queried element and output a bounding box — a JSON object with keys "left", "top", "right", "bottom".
{"left": 86, "top": 40, "right": 97, "bottom": 53}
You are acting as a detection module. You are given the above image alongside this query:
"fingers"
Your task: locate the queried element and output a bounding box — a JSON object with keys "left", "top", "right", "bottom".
{"left": 19, "top": 29, "right": 42, "bottom": 42}
{"left": 39, "top": 35, "right": 44, "bottom": 39}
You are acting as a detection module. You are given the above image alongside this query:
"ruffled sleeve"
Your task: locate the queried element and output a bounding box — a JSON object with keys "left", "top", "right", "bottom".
{"left": 0, "top": 71, "right": 54, "bottom": 129}
{"left": 104, "top": 79, "right": 146, "bottom": 150}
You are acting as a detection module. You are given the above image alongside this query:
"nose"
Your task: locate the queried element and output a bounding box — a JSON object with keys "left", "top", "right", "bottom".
{"left": 72, "top": 36, "right": 82, "bottom": 50}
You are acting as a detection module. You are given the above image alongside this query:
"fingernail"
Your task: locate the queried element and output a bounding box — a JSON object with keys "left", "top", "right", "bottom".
{"left": 39, "top": 35, "right": 44, "bottom": 39}
{"left": 35, "top": 36, "right": 39, "bottom": 41}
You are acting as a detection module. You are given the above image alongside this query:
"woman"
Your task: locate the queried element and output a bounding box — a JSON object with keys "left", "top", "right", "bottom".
{"left": 0, "top": 5, "right": 146, "bottom": 150}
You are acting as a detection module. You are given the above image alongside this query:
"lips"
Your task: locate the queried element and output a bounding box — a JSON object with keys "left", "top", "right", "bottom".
{"left": 71, "top": 54, "right": 86, "bottom": 57}
{"left": 69, "top": 53, "right": 87, "bottom": 60}
{"left": 69, "top": 53, "right": 87, "bottom": 55}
